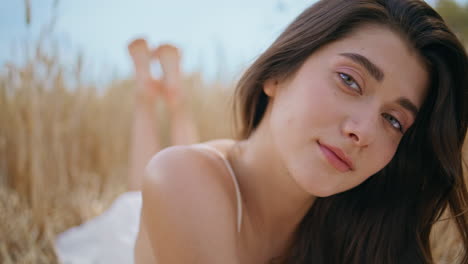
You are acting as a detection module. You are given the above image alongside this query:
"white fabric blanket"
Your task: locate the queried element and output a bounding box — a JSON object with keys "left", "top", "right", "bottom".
{"left": 55, "top": 191, "right": 142, "bottom": 264}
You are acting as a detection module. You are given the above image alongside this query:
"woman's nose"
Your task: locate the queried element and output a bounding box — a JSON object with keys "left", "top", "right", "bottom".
{"left": 341, "top": 111, "right": 379, "bottom": 147}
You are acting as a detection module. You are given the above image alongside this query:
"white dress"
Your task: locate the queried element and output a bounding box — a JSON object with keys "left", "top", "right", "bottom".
{"left": 54, "top": 144, "right": 243, "bottom": 264}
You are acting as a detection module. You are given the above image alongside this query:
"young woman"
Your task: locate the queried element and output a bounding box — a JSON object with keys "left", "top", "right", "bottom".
{"left": 134, "top": 0, "right": 468, "bottom": 263}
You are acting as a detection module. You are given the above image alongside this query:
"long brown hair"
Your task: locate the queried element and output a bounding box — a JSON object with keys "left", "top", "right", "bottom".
{"left": 233, "top": 0, "right": 468, "bottom": 263}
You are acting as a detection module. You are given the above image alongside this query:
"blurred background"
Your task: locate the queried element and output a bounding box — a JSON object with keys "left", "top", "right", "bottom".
{"left": 0, "top": 0, "right": 467, "bottom": 263}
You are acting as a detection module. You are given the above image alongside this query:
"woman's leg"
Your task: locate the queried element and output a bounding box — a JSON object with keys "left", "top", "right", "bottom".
{"left": 127, "top": 40, "right": 200, "bottom": 191}
{"left": 127, "top": 39, "right": 162, "bottom": 191}
{"left": 153, "top": 45, "right": 200, "bottom": 146}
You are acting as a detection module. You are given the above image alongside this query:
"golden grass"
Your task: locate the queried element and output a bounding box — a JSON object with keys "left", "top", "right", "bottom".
{"left": 0, "top": 42, "right": 234, "bottom": 263}
{"left": 0, "top": 41, "right": 465, "bottom": 263}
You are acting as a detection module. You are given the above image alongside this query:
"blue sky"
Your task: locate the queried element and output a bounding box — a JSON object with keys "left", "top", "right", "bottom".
{"left": 0, "top": 0, "right": 449, "bottom": 82}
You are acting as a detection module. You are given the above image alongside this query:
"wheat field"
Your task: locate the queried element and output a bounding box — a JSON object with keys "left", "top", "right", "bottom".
{"left": 0, "top": 40, "right": 465, "bottom": 263}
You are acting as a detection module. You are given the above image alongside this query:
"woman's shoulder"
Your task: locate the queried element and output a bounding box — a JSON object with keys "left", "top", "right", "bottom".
{"left": 144, "top": 139, "right": 237, "bottom": 183}
{"left": 139, "top": 141, "right": 241, "bottom": 262}
{"left": 143, "top": 140, "right": 239, "bottom": 210}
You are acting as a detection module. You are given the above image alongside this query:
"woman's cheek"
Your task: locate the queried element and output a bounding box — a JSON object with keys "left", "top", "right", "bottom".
{"left": 378, "top": 141, "right": 399, "bottom": 170}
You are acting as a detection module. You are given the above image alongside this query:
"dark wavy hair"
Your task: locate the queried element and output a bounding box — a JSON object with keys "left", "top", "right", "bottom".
{"left": 233, "top": 0, "right": 468, "bottom": 263}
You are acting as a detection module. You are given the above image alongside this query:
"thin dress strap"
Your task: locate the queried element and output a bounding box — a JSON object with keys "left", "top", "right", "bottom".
{"left": 194, "top": 144, "right": 243, "bottom": 233}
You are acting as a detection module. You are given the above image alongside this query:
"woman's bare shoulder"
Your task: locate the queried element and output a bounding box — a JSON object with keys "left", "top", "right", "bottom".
{"left": 140, "top": 144, "right": 240, "bottom": 263}
{"left": 144, "top": 140, "right": 238, "bottom": 193}
{"left": 144, "top": 143, "right": 234, "bottom": 186}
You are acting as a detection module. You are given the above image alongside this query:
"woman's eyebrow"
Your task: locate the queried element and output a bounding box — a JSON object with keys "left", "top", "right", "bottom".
{"left": 339, "top": 52, "right": 384, "bottom": 82}
{"left": 338, "top": 52, "right": 419, "bottom": 118}
{"left": 397, "top": 97, "right": 419, "bottom": 120}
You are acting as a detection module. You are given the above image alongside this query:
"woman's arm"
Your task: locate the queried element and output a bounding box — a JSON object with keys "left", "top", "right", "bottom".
{"left": 138, "top": 146, "right": 240, "bottom": 263}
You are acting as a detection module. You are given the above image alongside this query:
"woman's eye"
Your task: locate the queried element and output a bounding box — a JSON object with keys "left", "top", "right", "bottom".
{"left": 382, "top": 113, "right": 404, "bottom": 133}
{"left": 339, "top": 73, "right": 361, "bottom": 93}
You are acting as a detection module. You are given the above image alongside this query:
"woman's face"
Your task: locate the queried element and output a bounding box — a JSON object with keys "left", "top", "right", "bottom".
{"left": 264, "top": 25, "right": 429, "bottom": 197}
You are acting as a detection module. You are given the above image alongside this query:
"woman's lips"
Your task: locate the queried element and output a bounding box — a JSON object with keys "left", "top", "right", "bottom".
{"left": 318, "top": 141, "right": 353, "bottom": 172}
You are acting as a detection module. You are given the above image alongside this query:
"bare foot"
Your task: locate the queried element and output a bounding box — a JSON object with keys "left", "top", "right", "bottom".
{"left": 128, "top": 38, "right": 161, "bottom": 104}
{"left": 152, "top": 44, "right": 184, "bottom": 108}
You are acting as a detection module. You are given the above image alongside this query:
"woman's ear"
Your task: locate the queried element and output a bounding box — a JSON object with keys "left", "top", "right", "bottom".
{"left": 263, "top": 79, "right": 279, "bottom": 97}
